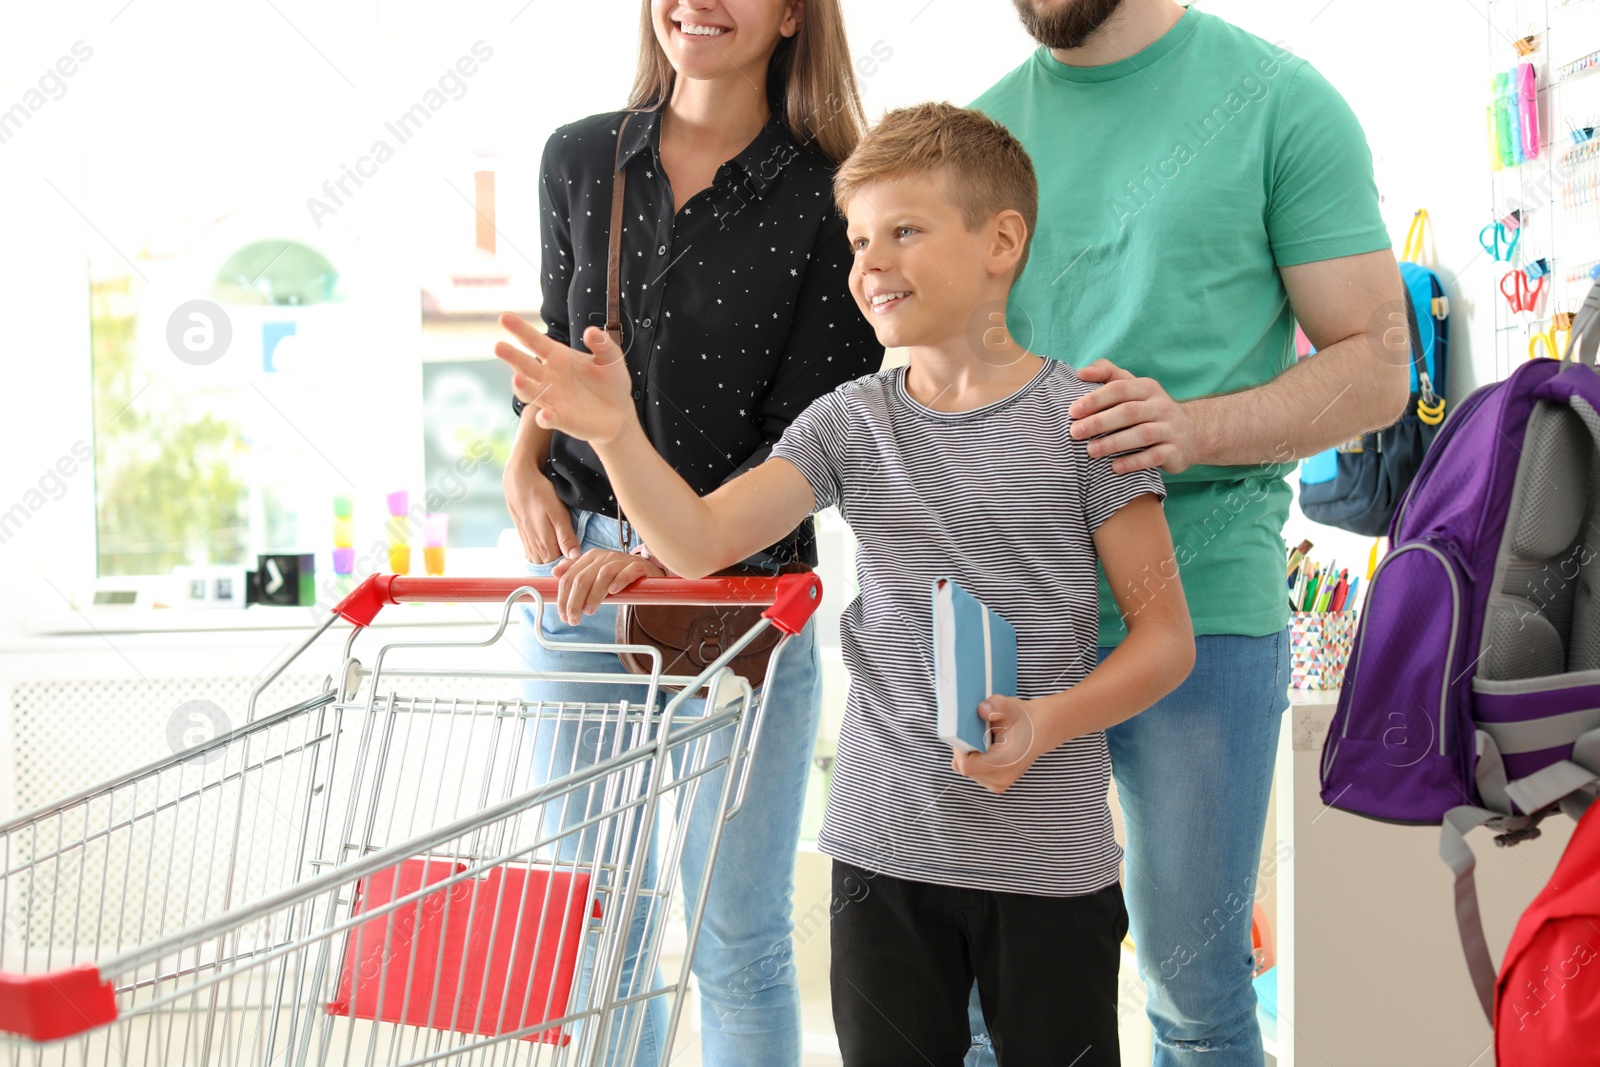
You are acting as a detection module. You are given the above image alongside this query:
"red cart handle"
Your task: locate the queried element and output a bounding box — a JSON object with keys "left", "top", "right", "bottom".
{"left": 333, "top": 573, "right": 823, "bottom": 636}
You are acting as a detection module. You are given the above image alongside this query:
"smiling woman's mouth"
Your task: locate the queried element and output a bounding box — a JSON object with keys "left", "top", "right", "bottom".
{"left": 676, "top": 21, "right": 731, "bottom": 38}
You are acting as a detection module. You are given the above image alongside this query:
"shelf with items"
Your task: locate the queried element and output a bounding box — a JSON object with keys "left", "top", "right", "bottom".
{"left": 1487, "top": 0, "right": 1600, "bottom": 381}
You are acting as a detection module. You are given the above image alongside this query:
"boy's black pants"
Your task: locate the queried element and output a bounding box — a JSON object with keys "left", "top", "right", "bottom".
{"left": 830, "top": 860, "right": 1127, "bottom": 1067}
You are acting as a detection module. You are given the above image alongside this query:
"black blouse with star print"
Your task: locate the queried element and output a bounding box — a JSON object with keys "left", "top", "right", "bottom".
{"left": 522, "top": 100, "right": 884, "bottom": 564}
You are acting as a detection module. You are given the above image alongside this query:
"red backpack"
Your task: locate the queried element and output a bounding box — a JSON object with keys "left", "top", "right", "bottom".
{"left": 1495, "top": 798, "right": 1600, "bottom": 1062}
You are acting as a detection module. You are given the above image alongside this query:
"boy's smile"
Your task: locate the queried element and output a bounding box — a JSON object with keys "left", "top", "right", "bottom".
{"left": 866, "top": 288, "right": 912, "bottom": 316}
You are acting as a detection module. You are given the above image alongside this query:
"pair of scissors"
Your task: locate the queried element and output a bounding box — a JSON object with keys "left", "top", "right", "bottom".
{"left": 1502, "top": 268, "right": 1546, "bottom": 313}
{"left": 1528, "top": 312, "right": 1574, "bottom": 360}
{"left": 1479, "top": 217, "right": 1521, "bottom": 261}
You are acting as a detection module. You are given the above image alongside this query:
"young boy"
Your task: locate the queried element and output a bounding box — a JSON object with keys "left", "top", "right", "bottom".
{"left": 497, "top": 102, "right": 1195, "bottom": 1067}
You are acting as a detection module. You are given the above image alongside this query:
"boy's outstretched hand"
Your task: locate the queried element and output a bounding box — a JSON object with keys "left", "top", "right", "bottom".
{"left": 496, "top": 314, "right": 635, "bottom": 446}
{"left": 952, "top": 696, "right": 1044, "bottom": 794}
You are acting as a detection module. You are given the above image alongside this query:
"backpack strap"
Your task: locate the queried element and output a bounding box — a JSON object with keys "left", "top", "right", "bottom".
{"left": 1505, "top": 757, "right": 1600, "bottom": 813}
{"left": 1474, "top": 728, "right": 1513, "bottom": 813}
{"left": 1401, "top": 285, "right": 1441, "bottom": 417}
{"left": 1569, "top": 729, "right": 1600, "bottom": 819}
{"left": 1441, "top": 726, "right": 1600, "bottom": 1022}
{"left": 1440, "top": 804, "right": 1514, "bottom": 1022}
{"left": 1561, "top": 278, "right": 1600, "bottom": 367}
{"left": 1575, "top": 726, "right": 1600, "bottom": 776}
{"left": 1401, "top": 208, "right": 1434, "bottom": 266}
{"left": 1563, "top": 788, "right": 1597, "bottom": 820}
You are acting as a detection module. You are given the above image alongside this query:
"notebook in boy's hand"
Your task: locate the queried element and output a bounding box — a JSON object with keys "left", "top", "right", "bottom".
{"left": 932, "top": 578, "right": 1018, "bottom": 754}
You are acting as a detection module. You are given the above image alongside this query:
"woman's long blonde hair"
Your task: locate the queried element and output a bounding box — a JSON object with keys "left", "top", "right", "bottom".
{"left": 625, "top": 0, "right": 867, "bottom": 164}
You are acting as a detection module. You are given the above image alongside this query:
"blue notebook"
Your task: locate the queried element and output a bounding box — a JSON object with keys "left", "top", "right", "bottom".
{"left": 932, "top": 578, "right": 1018, "bottom": 754}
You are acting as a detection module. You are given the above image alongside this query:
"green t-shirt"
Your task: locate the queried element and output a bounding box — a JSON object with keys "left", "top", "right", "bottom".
{"left": 971, "top": 8, "right": 1390, "bottom": 645}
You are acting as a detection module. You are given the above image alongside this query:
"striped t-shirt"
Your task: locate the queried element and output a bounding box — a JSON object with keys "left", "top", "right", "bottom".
{"left": 770, "top": 359, "right": 1166, "bottom": 896}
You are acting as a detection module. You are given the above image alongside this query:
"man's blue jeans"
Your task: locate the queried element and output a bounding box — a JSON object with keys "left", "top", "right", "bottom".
{"left": 967, "top": 630, "right": 1289, "bottom": 1066}
{"left": 516, "top": 510, "right": 821, "bottom": 1067}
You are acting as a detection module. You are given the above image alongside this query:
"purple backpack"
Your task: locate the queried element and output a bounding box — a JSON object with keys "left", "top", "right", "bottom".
{"left": 1320, "top": 280, "right": 1600, "bottom": 1018}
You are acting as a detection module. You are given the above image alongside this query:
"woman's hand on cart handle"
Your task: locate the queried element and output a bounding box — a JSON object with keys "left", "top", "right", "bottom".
{"left": 552, "top": 549, "right": 668, "bottom": 625}
{"left": 496, "top": 315, "right": 637, "bottom": 447}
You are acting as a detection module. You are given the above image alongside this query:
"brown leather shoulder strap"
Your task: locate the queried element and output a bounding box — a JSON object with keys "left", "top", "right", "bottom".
{"left": 607, "top": 112, "right": 633, "bottom": 352}
{"left": 609, "top": 112, "right": 637, "bottom": 545}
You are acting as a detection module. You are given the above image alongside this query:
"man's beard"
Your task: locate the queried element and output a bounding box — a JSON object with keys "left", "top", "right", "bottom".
{"left": 1011, "top": 0, "right": 1128, "bottom": 50}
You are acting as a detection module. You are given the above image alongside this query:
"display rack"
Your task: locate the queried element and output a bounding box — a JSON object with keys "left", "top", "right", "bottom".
{"left": 1488, "top": 0, "right": 1600, "bottom": 381}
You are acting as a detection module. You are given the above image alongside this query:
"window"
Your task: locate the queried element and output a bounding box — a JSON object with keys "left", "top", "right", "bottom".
{"left": 75, "top": 0, "right": 611, "bottom": 604}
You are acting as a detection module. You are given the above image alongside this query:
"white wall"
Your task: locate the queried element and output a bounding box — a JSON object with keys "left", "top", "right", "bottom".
{"left": 0, "top": 0, "right": 92, "bottom": 638}
{"left": 0, "top": 0, "right": 1506, "bottom": 644}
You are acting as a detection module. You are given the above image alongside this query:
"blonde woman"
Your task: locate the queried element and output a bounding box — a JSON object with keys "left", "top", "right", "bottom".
{"left": 499, "top": 2, "right": 880, "bottom": 1063}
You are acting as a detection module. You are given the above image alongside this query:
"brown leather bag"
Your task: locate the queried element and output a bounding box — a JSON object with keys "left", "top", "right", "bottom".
{"left": 603, "top": 113, "right": 810, "bottom": 690}
{"left": 616, "top": 561, "right": 809, "bottom": 689}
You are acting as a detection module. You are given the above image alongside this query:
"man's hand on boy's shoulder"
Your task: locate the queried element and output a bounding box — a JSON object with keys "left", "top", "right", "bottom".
{"left": 1069, "top": 358, "right": 1203, "bottom": 474}
{"left": 952, "top": 696, "right": 1044, "bottom": 794}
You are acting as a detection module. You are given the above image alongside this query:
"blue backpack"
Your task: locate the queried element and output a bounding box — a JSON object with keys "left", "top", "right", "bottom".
{"left": 1298, "top": 213, "right": 1449, "bottom": 535}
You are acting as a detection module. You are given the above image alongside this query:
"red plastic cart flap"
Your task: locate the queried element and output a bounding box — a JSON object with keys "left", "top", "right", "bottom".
{"left": 327, "top": 856, "right": 599, "bottom": 1044}
{"left": 0, "top": 963, "right": 118, "bottom": 1041}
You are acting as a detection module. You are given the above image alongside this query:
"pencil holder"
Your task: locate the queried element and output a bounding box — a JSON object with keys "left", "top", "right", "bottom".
{"left": 1289, "top": 610, "right": 1358, "bottom": 689}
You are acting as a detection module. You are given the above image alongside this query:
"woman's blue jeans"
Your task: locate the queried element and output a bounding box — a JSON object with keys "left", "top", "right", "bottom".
{"left": 516, "top": 510, "right": 821, "bottom": 1067}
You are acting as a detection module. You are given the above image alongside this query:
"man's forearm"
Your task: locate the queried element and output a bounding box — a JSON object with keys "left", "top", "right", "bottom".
{"left": 593, "top": 422, "right": 725, "bottom": 578}
{"left": 1185, "top": 330, "right": 1410, "bottom": 467}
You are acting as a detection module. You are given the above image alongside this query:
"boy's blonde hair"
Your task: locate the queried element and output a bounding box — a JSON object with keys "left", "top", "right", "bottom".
{"left": 833, "top": 102, "right": 1039, "bottom": 281}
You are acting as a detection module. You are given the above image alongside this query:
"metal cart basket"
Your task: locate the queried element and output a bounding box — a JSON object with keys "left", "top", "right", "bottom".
{"left": 0, "top": 572, "right": 821, "bottom": 1066}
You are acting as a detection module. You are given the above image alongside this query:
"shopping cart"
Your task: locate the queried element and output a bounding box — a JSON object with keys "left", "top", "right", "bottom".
{"left": 0, "top": 571, "right": 821, "bottom": 1066}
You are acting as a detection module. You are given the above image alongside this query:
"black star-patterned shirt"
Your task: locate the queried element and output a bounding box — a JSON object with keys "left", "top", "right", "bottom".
{"left": 521, "top": 101, "right": 883, "bottom": 564}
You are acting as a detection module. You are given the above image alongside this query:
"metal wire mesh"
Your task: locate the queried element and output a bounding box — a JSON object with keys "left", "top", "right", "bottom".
{"left": 0, "top": 592, "right": 769, "bottom": 1067}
